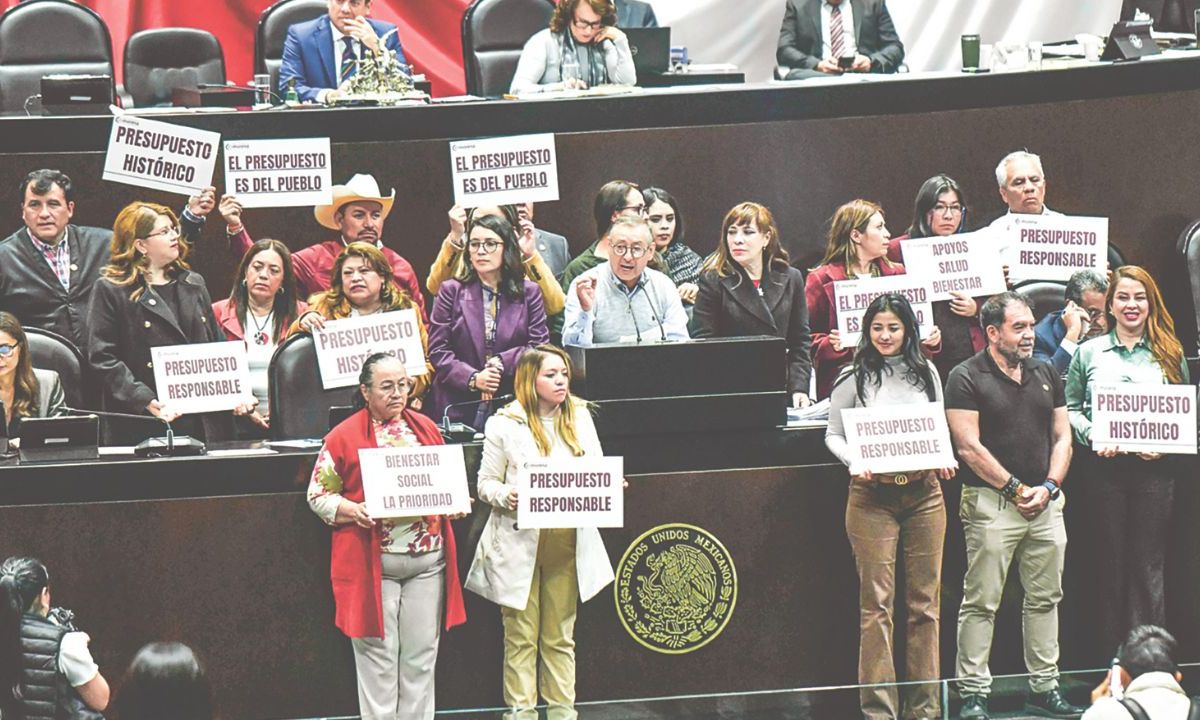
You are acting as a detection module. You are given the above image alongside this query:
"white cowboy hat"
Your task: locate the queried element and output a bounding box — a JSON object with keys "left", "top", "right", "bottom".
{"left": 313, "top": 174, "right": 396, "bottom": 230}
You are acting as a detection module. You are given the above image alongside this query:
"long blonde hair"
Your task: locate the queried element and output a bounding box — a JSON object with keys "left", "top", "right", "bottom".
{"left": 512, "top": 345, "right": 587, "bottom": 457}
{"left": 817, "top": 199, "right": 893, "bottom": 274}
{"left": 102, "top": 202, "right": 190, "bottom": 300}
{"left": 1107, "top": 266, "right": 1185, "bottom": 385}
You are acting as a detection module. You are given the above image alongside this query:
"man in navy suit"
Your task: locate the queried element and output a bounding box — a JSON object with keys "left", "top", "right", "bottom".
{"left": 616, "top": 0, "right": 658, "bottom": 28}
{"left": 1033, "top": 269, "right": 1108, "bottom": 375}
{"left": 279, "top": 0, "right": 407, "bottom": 103}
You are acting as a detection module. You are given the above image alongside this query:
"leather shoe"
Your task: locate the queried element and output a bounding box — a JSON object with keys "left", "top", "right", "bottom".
{"left": 959, "top": 694, "right": 989, "bottom": 719}
{"left": 1025, "top": 688, "right": 1085, "bottom": 718}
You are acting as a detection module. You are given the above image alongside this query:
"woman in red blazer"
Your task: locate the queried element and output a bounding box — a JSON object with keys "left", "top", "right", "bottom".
{"left": 805, "top": 199, "right": 940, "bottom": 399}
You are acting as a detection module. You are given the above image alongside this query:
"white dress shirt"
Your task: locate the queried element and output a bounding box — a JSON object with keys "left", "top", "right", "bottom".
{"left": 820, "top": 0, "right": 858, "bottom": 59}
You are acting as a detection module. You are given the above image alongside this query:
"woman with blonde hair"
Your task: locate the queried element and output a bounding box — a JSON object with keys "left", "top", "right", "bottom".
{"left": 466, "top": 345, "right": 615, "bottom": 720}
{"left": 0, "top": 311, "right": 66, "bottom": 440}
{"left": 86, "top": 202, "right": 255, "bottom": 442}
{"left": 1065, "top": 265, "right": 1189, "bottom": 656}
{"left": 804, "top": 199, "right": 940, "bottom": 399}
{"left": 294, "top": 242, "right": 435, "bottom": 400}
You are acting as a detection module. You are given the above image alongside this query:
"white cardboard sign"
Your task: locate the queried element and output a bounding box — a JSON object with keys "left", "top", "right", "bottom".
{"left": 1009, "top": 214, "right": 1109, "bottom": 282}
{"left": 517, "top": 456, "right": 624, "bottom": 529}
{"left": 1091, "top": 383, "right": 1197, "bottom": 455}
{"left": 833, "top": 274, "right": 935, "bottom": 346}
{"left": 103, "top": 114, "right": 219, "bottom": 195}
{"left": 360, "top": 445, "right": 471, "bottom": 518}
{"left": 313, "top": 309, "right": 427, "bottom": 389}
{"left": 150, "top": 341, "right": 252, "bottom": 415}
{"left": 840, "top": 402, "right": 956, "bottom": 474}
{"left": 898, "top": 230, "right": 1008, "bottom": 302}
{"left": 450, "top": 133, "right": 559, "bottom": 208}
{"left": 223, "top": 137, "right": 333, "bottom": 208}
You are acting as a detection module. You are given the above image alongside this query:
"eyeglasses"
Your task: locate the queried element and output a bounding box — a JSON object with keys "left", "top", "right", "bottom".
{"left": 0, "top": 343, "right": 16, "bottom": 358}
{"left": 468, "top": 239, "right": 503, "bottom": 254}
{"left": 373, "top": 379, "right": 413, "bottom": 395}
{"left": 142, "top": 224, "right": 179, "bottom": 241}
{"left": 931, "top": 204, "right": 963, "bottom": 216}
{"left": 1084, "top": 307, "right": 1104, "bottom": 320}
{"left": 619, "top": 204, "right": 647, "bottom": 215}
{"left": 611, "top": 244, "right": 649, "bottom": 258}
{"left": 572, "top": 17, "right": 602, "bottom": 31}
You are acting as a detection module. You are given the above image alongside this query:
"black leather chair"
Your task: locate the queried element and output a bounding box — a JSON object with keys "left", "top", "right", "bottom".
{"left": 25, "top": 327, "right": 87, "bottom": 409}
{"left": 462, "top": 0, "right": 555, "bottom": 97}
{"left": 1015, "top": 280, "right": 1067, "bottom": 322}
{"left": 1121, "top": 0, "right": 1195, "bottom": 32}
{"left": 1178, "top": 219, "right": 1200, "bottom": 354}
{"left": 255, "top": 0, "right": 327, "bottom": 95}
{"left": 0, "top": 0, "right": 114, "bottom": 113}
{"left": 124, "top": 28, "right": 225, "bottom": 107}
{"left": 269, "top": 333, "right": 354, "bottom": 440}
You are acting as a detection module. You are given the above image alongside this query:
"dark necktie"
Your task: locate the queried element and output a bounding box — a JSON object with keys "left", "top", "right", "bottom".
{"left": 339, "top": 36, "right": 356, "bottom": 84}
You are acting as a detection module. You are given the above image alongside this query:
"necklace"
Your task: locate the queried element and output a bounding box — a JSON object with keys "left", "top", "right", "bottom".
{"left": 248, "top": 308, "right": 273, "bottom": 346}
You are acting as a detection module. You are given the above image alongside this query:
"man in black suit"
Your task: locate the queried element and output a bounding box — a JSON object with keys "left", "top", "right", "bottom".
{"left": 777, "top": 0, "right": 904, "bottom": 80}
{"left": 615, "top": 0, "right": 658, "bottom": 28}
{"left": 0, "top": 169, "right": 213, "bottom": 353}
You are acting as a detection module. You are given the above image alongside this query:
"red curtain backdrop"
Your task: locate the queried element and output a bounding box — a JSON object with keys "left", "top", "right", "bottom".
{"left": 0, "top": 0, "right": 475, "bottom": 97}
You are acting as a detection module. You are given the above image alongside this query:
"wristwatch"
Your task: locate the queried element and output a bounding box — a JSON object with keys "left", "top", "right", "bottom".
{"left": 1042, "top": 478, "right": 1061, "bottom": 501}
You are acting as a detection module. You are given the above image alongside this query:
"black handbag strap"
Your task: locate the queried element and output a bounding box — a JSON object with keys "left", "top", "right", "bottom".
{"left": 1120, "top": 697, "right": 1152, "bottom": 720}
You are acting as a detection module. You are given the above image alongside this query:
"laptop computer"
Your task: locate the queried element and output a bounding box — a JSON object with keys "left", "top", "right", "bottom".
{"left": 624, "top": 27, "right": 671, "bottom": 75}
{"left": 18, "top": 415, "right": 100, "bottom": 464}
{"left": 40, "top": 74, "right": 114, "bottom": 115}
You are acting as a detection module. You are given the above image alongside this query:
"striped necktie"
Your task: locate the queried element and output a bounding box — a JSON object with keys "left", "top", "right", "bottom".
{"left": 339, "top": 36, "right": 356, "bottom": 84}
{"left": 830, "top": 1, "right": 846, "bottom": 60}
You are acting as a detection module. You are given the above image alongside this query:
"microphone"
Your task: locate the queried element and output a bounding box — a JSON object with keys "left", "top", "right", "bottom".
{"left": 638, "top": 277, "right": 668, "bottom": 342}
{"left": 196, "top": 83, "right": 285, "bottom": 106}
{"left": 440, "top": 394, "right": 514, "bottom": 441}
{"left": 63, "top": 407, "right": 205, "bottom": 458}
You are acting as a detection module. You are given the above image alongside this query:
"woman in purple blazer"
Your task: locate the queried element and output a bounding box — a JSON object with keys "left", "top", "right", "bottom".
{"left": 428, "top": 215, "right": 549, "bottom": 429}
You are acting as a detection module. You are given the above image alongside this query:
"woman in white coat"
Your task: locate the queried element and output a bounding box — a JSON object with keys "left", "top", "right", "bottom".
{"left": 466, "top": 344, "right": 614, "bottom": 720}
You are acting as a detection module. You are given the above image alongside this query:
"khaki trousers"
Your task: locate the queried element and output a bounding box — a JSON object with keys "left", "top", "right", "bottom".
{"left": 351, "top": 549, "right": 445, "bottom": 720}
{"left": 501, "top": 528, "right": 579, "bottom": 720}
{"left": 845, "top": 479, "right": 946, "bottom": 720}
{"left": 955, "top": 486, "right": 1066, "bottom": 696}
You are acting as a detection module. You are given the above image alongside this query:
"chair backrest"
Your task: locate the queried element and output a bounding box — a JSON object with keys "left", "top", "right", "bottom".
{"left": 1108, "top": 240, "right": 1127, "bottom": 270}
{"left": 124, "top": 28, "right": 225, "bottom": 107}
{"left": 256, "top": 0, "right": 328, "bottom": 94}
{"left": 1178, "top": 219, "right": 1200, "bottom": 354}
{"left": 1015, "top": 280, "right": 1068, "bottom": 322}
{"left": 24, "top": 327, "right": 86, "bottom": 409}
{"left": 269, "top": 333, "right": 353, "bottom": 440}
{"left": 0, "top": 0, "right": 114, "bottom": 113}
{"left": 462, "top": 0, "right": 555, "bottom": 97}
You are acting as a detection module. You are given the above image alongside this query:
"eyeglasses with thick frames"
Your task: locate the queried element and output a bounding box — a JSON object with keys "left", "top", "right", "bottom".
{"left": 611, "top": 244, "right": 649, "bottom": 259}
{"left": 468, "top": 240, "right": 503, "bottom": 254}
{"left": 572, "top": 16, "right": 602, "bottom": 31}
{"left": 0, "top": 343, "right": 17, "bottom": 358}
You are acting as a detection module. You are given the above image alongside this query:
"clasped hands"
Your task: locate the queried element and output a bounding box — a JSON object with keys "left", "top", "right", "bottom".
{"left": 816, "top": 54, "right": 871, "bottom": 74}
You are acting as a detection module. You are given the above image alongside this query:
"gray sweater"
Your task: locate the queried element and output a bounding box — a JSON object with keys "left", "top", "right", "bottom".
{"left": 562, "top": 264, "right": 689, "bottom": 345}
{"left": 510, "top": 28, "right": 637, "bottom": 94}
{"left": 825, "top": 356, "right": 943, "bottom": 467}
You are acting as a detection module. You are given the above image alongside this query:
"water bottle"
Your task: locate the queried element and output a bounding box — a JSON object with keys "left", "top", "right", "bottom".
{"left": 285, "top": 78, "right": 299, "bottom": 105}
{"left": 561, "top": 51, "right": 581, "bottom": 88}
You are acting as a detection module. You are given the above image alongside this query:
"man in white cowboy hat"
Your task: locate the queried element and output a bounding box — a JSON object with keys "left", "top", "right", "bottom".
{"left": 219, "top": 173, "right": 425, "bottom": 319}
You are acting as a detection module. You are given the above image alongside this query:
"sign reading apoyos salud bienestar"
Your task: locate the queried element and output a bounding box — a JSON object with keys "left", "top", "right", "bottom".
{"left": 450, "top": 133, "right": 559, "bottom": 208}
{"left": 517, "top": 456, "right": 624, "bottom": 529}
{"left": 150, "top": 341, "right": 251, "bottom": 415}
{"left": 223, "top": 137, "right": 332, "bottom": 208}
{"left": 841, "top": 402, "right": 955, "bottom": 474}
{"left": 897, "top": 230, "right": 1007, "bottom": 303}
{"left": 313, "top": 309, "right": 427, "bottom": 389}
{"left": 103, "top": 114, "right": 220, "bottom": 195}
{"left": 1091, "top": 383, "right": 1197, "bottom": 455}
{"left": 359, "top": 445, "right": 471, "bottom": 518}
{"left": 833, "top": 274, "right": 935, "bottom": 346}
{"left": 1009, "top": 214, "right": 1109, "bottom": 282}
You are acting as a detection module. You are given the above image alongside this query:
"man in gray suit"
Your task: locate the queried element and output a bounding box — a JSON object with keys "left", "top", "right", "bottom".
{"left": 777, "top": 0, "right": 904, "bottom": 80}
{"left": 519, "top": 202, "right": 569, "bottom": 278}
{"left": 616, "top": 0, "right": 658, "bottom": 28}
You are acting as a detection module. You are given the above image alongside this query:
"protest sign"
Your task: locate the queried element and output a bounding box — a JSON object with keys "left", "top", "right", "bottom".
{"left": 1091, "top": 383, "right": 1197, "bottom": 455}
{"left": 103, "top": 114, "right": 219, "bottom": 195}
{"left": 151, "top": 341, "right": 251, "bottom": 415}
{"left": 840, "top": 402, "right": 956, "bottom": 474}
{"left": 450, "top": 133, "right": 559, "bottom": 208}
{"left": 313, "top": 309, "right": 426, "bottom": 389}
{"left": 898, "top": 230, "right": 1007, "bottom": 302}
{"left": 223, "top": 137, "right": 332, "bottom": 208}
{"left": 517, "top": 456, "right": 624, "bottom": 529}
{"left": 833, "top": 274, "right": 935, "bottom": 346}
{"left": 1009, "top": 214, "right": 1108, "bottom": 282}
{"left": 360, "top": 445, "right": 471, "bottom": 518}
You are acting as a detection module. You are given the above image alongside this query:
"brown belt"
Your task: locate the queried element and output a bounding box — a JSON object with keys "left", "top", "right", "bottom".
{"left": 874, "top": 470, "right": 934, "bottom": 486}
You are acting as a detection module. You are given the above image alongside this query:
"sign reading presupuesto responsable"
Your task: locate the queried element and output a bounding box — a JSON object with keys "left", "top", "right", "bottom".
{"left": 1009, "top": 214, "right": 1109, "bottom": 282}
{"left": 150, "top": 341, "right": 252, "bottom": 415}
{"left": 103, "top": 114, "right": 220, "bottom": 195}
{"left": 517, "top": 456, "right": 624, "bottom": 529}
{"left": 1091, "top": 383, "right": 1197, "bottom": 455}
{"left": 312, "top": 309, "right": 427, "bottom": 389}
{"left": 359, "top": 445, "right": 471, "bottom": 518}
{"left": 223, "top": 137, "right": 333, "bottom": 208}
{"left": 840, "top": 401, "right": 956, "bottom": 475}
{"left": 450, "top": 133, "right": 559, "bottom": 208}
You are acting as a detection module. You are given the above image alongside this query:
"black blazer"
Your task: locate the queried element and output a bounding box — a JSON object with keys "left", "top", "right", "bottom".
{"left": 85, "top": 269, "right": 233, "bottom": 440}
{"left": 776, "top": 0, "right": 905, "bottom": 74}
{"left": 693, "top": 265, "right": 813, "bottom": 395}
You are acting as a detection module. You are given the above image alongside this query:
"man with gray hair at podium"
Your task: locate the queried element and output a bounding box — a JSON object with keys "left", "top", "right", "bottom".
{"left": 561, "top": 216, "right": 688, "bottom": 345}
